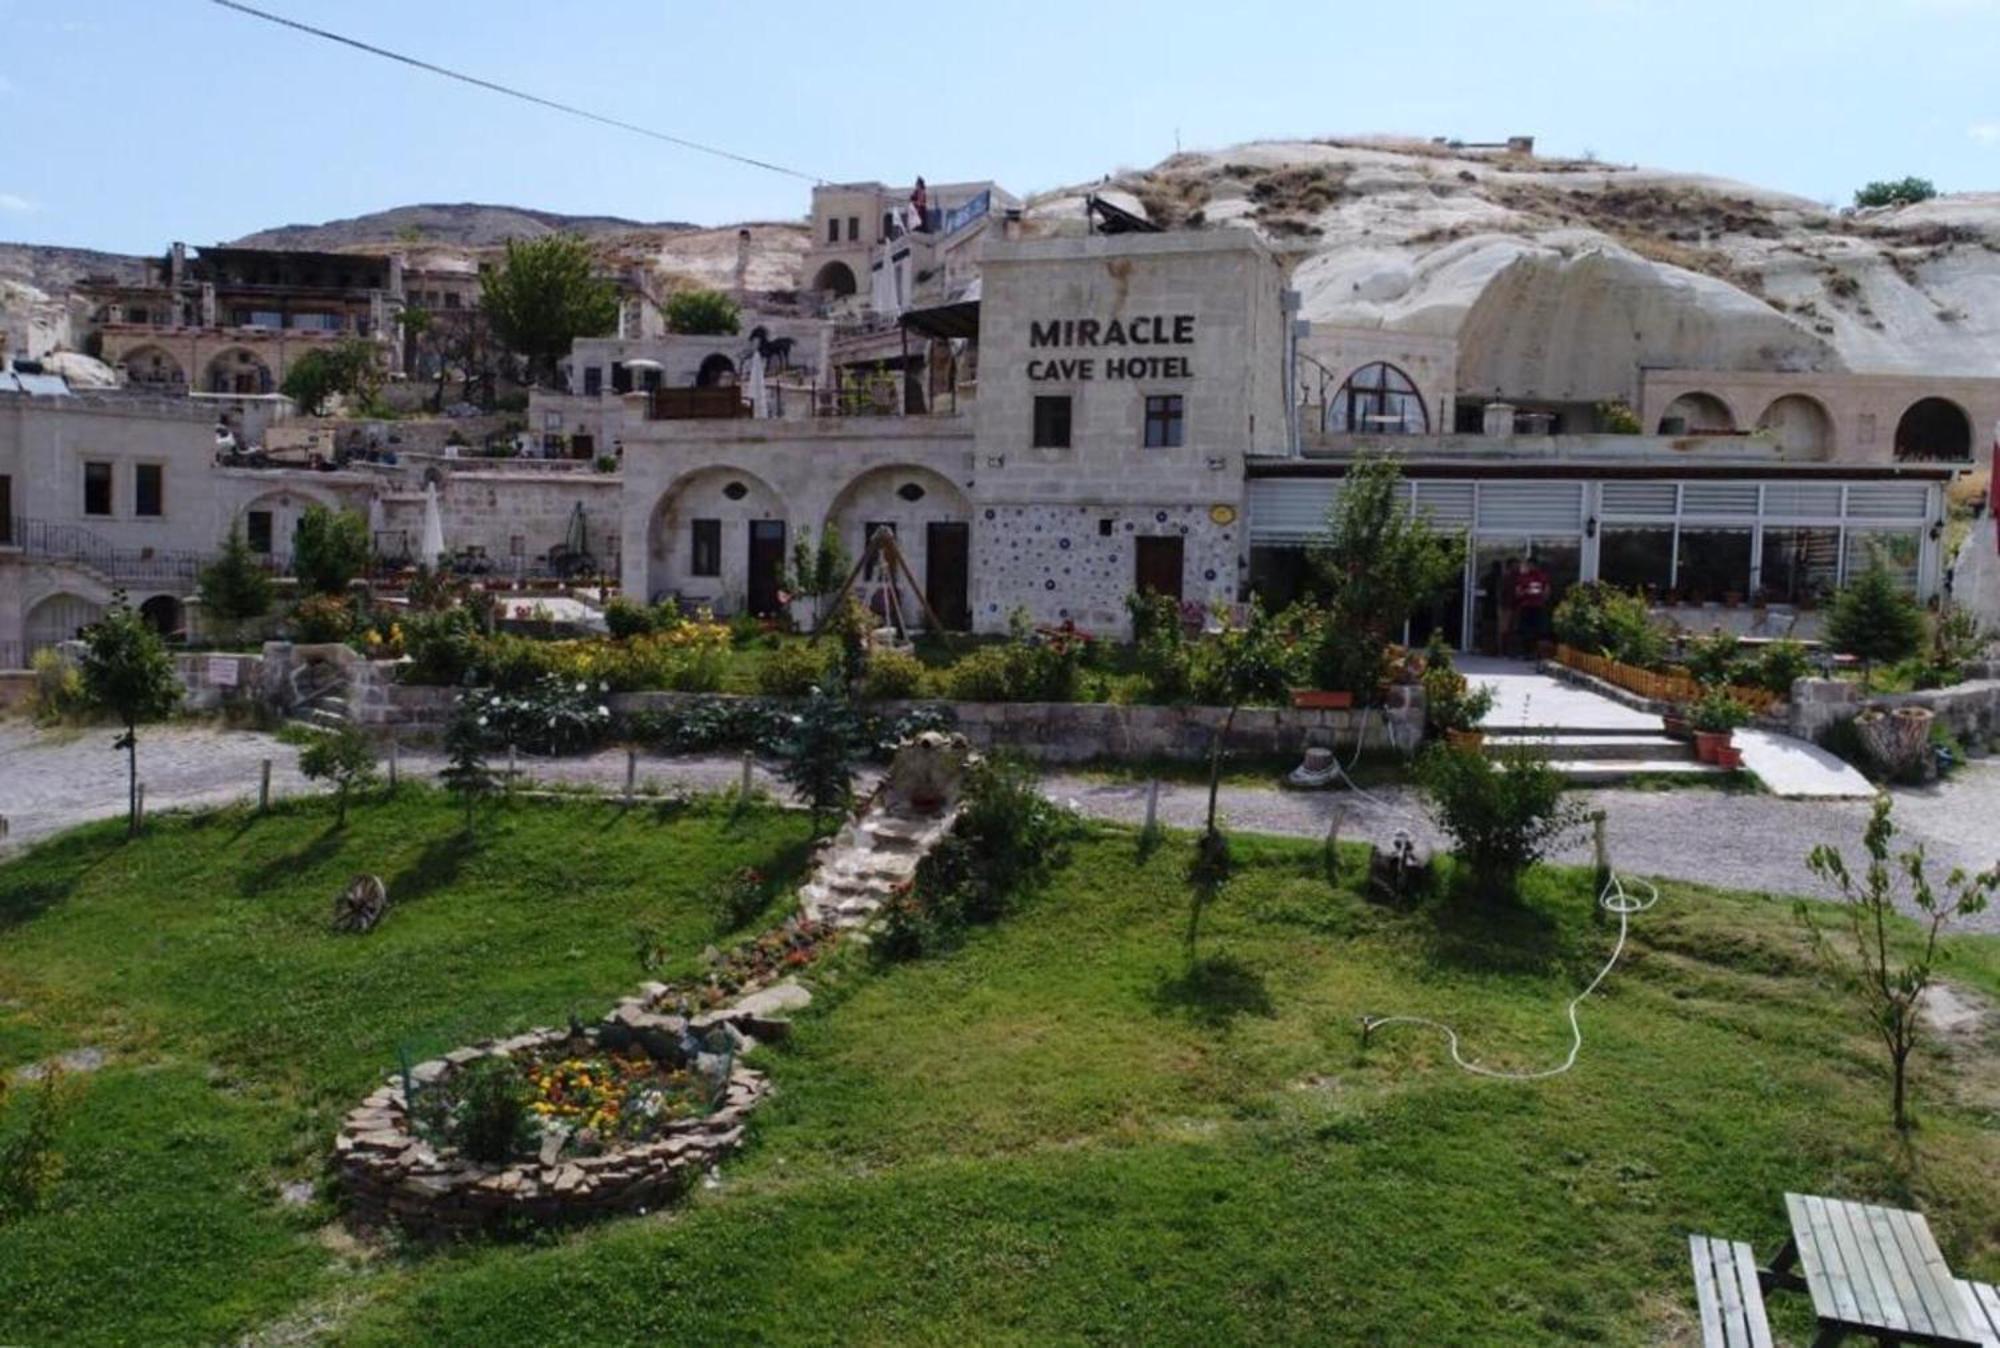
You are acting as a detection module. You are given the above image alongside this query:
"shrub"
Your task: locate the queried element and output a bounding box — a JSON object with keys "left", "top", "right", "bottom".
{"left": 1690, "top": 687, "right": 1751, "bottom": 734}
{"left": 454, "top": 1058, "right": 533, "bottom": 1165}
{"left": 1685, "top": 629, "right": 1743, "bottom": 687}
{"left": 402, "top": 606, "right": 484, "bottom": 685}
{"left": 941, "top": 645, "right": 1015, "bottom": 702}
{"left": 1417, "top": 742, "right": 1588, "bottom": 901}
{"left": 777, "top": 685, "right": 863, "bottom": 832}
{"left": 711, "top": 865, "right": 769, "bottom": 932}
{"left": 822, "top": 595, "right": 873, "bottom": 686}
{"left": 483, "top": 675, "right": 613, "bottom": 755}
{"left": 1596, "top": 399, "right": 1642, "bottom": 434}
{"left": 1825, "top": 554, "right": 1924, "bottom": 687}
{"left": 604, "top": 598, "right": 655, "bottom": 640}
{"left": 197, "top": 525, "right": 273, "bottom": 631}
{"left": 1854, "top": 177, "right": 1936, "bottom": 209}
{"left": 1912, "top": 607, "right": 1990, "bottom": 689}
{"left": 758, "top": 642, "right": 835, "bottom": 697}
{"left": 664, "top": 288, "right": 740, "bottom": 336}
{"left": 1552, "top": 583, "right": 1666, "bottom": 668}
{"left": 1188, "top": 603, "right": 1296, "bottom": 709}
{"left": 1755, "top": 638, "right": 1814, "bottom": 697}
{"left": 291, "top": 593, "right": 357, "bottom": 644}
{"left": 1421, "top": 634, "right": 1495, "bottom": 735}
{"left": 474, "top": 632, "right": 557, "bottom": 692}
{"left": 858, "top": 647, "right": 926, "bottom": 700}
{"left": 27, "top": 648, "right": 82, "bottom": 723}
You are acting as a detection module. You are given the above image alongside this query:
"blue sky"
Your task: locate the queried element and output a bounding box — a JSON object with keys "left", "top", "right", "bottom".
{"left": 2, "top": 0, "right": 1997, "bottom": 255}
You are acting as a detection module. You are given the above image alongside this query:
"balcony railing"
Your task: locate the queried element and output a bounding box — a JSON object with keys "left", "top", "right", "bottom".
{"left": 5, "top": 515, "right": 210, "bottom": 584}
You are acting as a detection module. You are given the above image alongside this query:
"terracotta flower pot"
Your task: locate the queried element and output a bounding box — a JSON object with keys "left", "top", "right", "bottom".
{"left": 1291, "top": 689, "right": 1354, "bottom": 710}
{"left": 1661, "top": 714, "right": 1691, "bottom": 741}
{"left": 1714, "top": 745, "right": 1745, "bottom": 770}
{"left": 1692, "top": 730, "right": 1731, "bottom": 764}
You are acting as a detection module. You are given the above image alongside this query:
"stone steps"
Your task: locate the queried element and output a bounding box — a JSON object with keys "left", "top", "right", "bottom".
{"left": 1481, "top": 732, "right": 1690, "bottom": 763}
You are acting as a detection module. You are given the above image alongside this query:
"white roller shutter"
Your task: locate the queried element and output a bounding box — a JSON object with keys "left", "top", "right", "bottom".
{"left": 1844, "top": 483, "right": 1929, "bottom": 521}
{"left": 1680, "top": 482, "right": 1760, "bottom": 517}
{"left": 1761, "top": 482, "right": 1843, "bottom": 519}
{"left": 1476, "top": 481, "right": 1584, "bottom": 533}
{"left": 1600, "top": 482, "right": 1677, "bottom": 517}
{"left": 1248, "top": 479, "right": 1337, "bottom": 545}
{"left": 1414, "top": 481, "right": 1475, "bottom": 529}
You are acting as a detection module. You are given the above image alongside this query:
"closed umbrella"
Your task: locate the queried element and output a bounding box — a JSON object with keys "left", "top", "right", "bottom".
{"left": 420, "top": 483, "right": 447, "bottom": 568}
{"left": 366, "top": 492, "right": 386, "bottom": 560}
{"left": 747, "top": 350, "right": 767, "bottom": 419}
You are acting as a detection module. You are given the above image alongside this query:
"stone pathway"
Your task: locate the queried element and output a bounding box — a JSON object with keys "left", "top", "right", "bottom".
{"left": 3, "top": 721, "right": 1997, "bottom": 932}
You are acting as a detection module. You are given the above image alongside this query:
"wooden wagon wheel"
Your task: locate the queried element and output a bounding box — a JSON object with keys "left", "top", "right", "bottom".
{"left": 332, "top": 873, "right": 389, "bottom": 933}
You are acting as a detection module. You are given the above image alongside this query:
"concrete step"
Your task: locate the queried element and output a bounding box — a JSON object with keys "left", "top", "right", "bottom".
{"left": 1476, "top": 723, "right": 1666, "bottom": 738}
{"left": 1543, "top": 760, "right": 1736, "bottom": 785}
{"left": 1481, "top": 733, "right": 1692, "bottom": 763}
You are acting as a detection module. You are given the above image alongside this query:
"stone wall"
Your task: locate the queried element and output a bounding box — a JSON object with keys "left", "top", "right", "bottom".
{"left": 360, "top": 682, "right": 1424, "bottom": 762}
{"left": 1788, "top": 670, "right": 2000, "bottom": 745}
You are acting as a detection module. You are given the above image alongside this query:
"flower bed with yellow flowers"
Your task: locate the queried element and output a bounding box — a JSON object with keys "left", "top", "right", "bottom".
{"left": 523, "top": 1052, "right": 708, "bottom": 1153}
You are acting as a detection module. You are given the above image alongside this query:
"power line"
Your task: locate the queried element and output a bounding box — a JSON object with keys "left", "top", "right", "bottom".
{"left": 209, "top": 0, "right": 825, "bottom": 185}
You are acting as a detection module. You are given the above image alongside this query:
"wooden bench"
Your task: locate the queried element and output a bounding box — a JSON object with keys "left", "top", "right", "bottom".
{"left": 1961, "top": 1280, "right": 2000, "bottom": 1347}
{"left": 1689, "top": 1234, "right": 1774, "bottom": 1348}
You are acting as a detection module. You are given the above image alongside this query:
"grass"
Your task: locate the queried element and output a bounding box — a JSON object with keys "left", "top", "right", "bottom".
{"left": 2, "top": 797, "right": 1997, "bottom": 1344}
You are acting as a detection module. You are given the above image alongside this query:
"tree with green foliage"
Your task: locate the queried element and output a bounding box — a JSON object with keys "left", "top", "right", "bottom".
{"left": 1825, "top": 553, "right": 1925, "bottom": 689}
{"left": 787, "top": 526, "right": 852, "bottom": 626}
{"left": 481, "top": 235, "right": 620, "bottom": 387}
{"left": 439, "top": 691, "right": 499, "bottom": 835}
{"left": 778, "top": 685, "right": 861, "bottom": 833}
{"left": 1417, "top": 741, "right": 1587, "bottom": 902}
{"left": 1854, "top": 177, "right": 1937, "bottom": 209}
{"left": 196, "top": 524, "right": 274, "bottom": 639}
{"left": 77, "top": 596, "right": 182, "bottom": 836}
{"left": 291, "top": 505, "right": 372, "bottom": 596}
{"left": 1308, "top": 455, "right": 1464, "bottom": 699}
{"left": 664, "top": 288, "right": 741, "bottom": 336}
{"left": 1802, "top": 794, "right": 1995, "bottom": 1130}
{"left": 279, "top": 337, "right": 382, "bottom": 415}
{"left": 298, "top": 724, "right": 379, "bottom": 826}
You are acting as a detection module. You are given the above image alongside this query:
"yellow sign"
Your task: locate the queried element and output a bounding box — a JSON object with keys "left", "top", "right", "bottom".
{"left": 1209, "top": 504, "right": 1237, "bottom": 526}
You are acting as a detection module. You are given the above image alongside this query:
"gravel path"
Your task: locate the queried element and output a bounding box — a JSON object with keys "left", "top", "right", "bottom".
{"left": 3, "top": 723, "right": 1996, "bottom": 932}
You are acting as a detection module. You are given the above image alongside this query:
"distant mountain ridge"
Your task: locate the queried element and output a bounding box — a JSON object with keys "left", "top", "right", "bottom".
{"left": 228, "top": 202, "right": 701, "bottom": 250}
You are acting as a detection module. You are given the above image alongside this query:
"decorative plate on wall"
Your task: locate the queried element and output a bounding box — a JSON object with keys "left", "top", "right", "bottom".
{"left": 1209, "top": 504, "right": 1238, "bottom": 526}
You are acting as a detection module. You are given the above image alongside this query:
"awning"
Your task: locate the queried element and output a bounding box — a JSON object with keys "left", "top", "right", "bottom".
{"left": 898, "top": 299, "right": 980, "bottom": 342}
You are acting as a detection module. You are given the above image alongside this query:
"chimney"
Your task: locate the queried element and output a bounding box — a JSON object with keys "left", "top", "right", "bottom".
{"left": 734, "top": 228, "right": 751, "bottom": 299}
{"left": 1001, "top": 208, "right": 1023, "bottom": 242}
{"left": 170, "top": 242, "right": 186, "bottom": 289}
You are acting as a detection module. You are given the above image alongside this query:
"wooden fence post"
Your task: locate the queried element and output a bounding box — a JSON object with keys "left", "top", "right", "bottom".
{"left": 259, "top": 758, "right": 272, "bottom": 812}
{"left": 1142, "top": 778, "right": 1160, "bottom": 835}
{"left": 625, "top": 747, "right": 637, "bottom": 806}
{"left": 388, "top": 737, "right": 399, "bottom": 789}
{"left": 739, "top": 750, "right": 754, "bottom": 802}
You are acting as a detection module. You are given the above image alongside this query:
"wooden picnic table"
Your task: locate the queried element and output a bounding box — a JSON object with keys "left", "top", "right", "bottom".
{"left": 1768, "top": 1193, "right": 1991, "bottom": 1346}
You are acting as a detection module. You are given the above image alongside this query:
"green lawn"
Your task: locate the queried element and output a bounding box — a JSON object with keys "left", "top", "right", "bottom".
{"left": 2, "top": 795, "right": 1996, "bottom": 1344}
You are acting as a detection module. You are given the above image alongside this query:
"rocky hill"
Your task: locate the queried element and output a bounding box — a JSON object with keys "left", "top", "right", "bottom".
{"left": 228, "top": 202, "right": 700, "bottom": 250}
{"left": 1029, "top": 137, "right": 2000, "bottom": 389}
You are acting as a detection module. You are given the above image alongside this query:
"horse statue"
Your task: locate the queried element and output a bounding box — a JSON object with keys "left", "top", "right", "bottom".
{"left": 746, "top": 325, "right": 796, "bottom": 373}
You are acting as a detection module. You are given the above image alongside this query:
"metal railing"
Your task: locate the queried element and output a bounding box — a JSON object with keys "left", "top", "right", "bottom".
{"left": 5, "top": 515, "right": 210, "bottom": 585}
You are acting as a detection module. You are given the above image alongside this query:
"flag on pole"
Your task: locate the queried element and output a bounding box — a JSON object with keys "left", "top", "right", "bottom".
{"left": 909, "top": 176, "right": 929, "bottom": 232}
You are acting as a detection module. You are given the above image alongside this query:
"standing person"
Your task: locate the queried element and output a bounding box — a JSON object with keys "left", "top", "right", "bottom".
{"left": 1479, "top": 559, "right": 1503, "bottom": 656}
{"left": 1498, "top": 557, "right": 1522, "bottom": 657}
{"left": 1513, "top": 553, "right": 1552, "bottom": 656}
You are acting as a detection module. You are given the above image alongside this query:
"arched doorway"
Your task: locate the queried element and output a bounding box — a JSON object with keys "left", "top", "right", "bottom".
{"left": 812, "top": 261, "right": 858, "bottom": 298}
{"left": 1657, "top": 391, "right": 1735, "bottom": 435}
{"left": 1894, "top": 397, "right": 1972, "bottom": 462}
{"left": 24, "top": 593, "right": 104, "bottom": 657}
{"left": 1329, "top": 362, "right": 1427, "bottom": 434}
{"left": 138, "top": 595, "right": 182, "bottom": 639}
{"left": 825, "top": 465, "right": 974, "bottom": 630}
{"left": 1756, "top": 394, "right": 1835, "bottom": 458}
{"left": 695, "top": 353, "right": 737, "bottom": 388}
{"left": 121, "top": 345, "right": 185, "bottom": 390}
{"left": 647, "top": 467, "right": 788, "bottom": 614}
{"left": 205, "top": 347, "right": 274, "bottom": 395}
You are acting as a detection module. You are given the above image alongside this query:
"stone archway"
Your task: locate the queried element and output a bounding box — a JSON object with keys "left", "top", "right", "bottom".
{"left": 204, "top": 346, "right": 274, "bottom": 395}
{"left": 1894, "top": 397, "right": 1972, "bottom": 462}
{"left": 120, "top": 344, "right": 186, "bottom": 390}
{"left": 24, "top": 592, "right": 104, "bottom": 657}
{"left": 1658, "top": 391, "right": 1736, "bottom": 435}
{"left": 1756, "top": 393, "right": 1835, "bottom": 458}
{"left": 812, "top": 261, "right": 858, "bottom": 298}
{"left": 138, "top": 594, "right": 183, "bottom": 638}
{"left": 824, "top": 465, "right": 974, "bottom": 630}
{"left": 695, "top": 353, "right": 737, "bottom": 388}
{"left": 647, "top": 466, "right": 788, "bottom": 613}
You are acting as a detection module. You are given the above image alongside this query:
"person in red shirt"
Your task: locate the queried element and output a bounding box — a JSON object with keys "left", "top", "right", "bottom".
{"left": 1511, "top": 555, "right": 1552, "bottom": 655}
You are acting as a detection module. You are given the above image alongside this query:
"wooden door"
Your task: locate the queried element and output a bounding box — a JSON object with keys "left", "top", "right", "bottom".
{"left": 925, "top": 521, "right": 970, "bottom": 631}
{"left": 1134, "top": 535, "right": 1185, "bottom": 601}
{"left": 747, "top": 520, "right": 787, "bottom": 616}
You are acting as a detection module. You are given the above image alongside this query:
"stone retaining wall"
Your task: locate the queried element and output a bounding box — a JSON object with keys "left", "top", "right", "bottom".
{"left": 1788, "top": 668, "right": 2000, "bottom": 745}
{"left": 359, "top": 683, "right": 1426, "bottom": 762}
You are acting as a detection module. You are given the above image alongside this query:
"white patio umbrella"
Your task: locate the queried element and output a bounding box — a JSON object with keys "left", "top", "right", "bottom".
{"left": 747, "top": 350, "right": 767, "bottom": 419}
{"left": 420, "top": 482, "right": 447, "bottom": 568}
{"left": 366, "top": 492, "right": 386, "bottom": 558}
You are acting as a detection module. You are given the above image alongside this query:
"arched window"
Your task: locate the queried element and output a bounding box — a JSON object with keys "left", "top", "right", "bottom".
{"left": 1329, "top": 362, "right": 1427, "bottom": 435}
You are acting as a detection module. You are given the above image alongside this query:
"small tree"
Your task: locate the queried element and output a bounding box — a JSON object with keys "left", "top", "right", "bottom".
{"left": 77, "top": 596, "right": 182, "bottom": 836}
{"left": 439, "top": 692, "right": 499, "bottom": 835}
{"left": 196, "top": 524, "right": 274, "bottom": 640}
{"left": 298, "top": 724, "right": 378, "bottom": 826}
{"left": 481, "top": 235, "right": 620, "bottom": 387}
{"left": 778, "top": 685, "right": 860, "bottom": 833}
{"left": 1825, "top": 553, "right": 1924, "bottom": 689}
{"left": 787, "top": 526, "right": 852, "bottom": 626}
{"left": 279, "top": 338, "right": 381, "bottom": 415}
{"left": 291, "top": 505, "right": 372, "bottom": 595}
{"left": 1308, "top": 455, "right": 1464, "bottom": 699}
{"left": 1802, "top": 795, "right": 1995, "bottom": 1130}
{"left": 664, "top": 288, "right": 741, "bottom": 336}
{"left": 1854, "top": 177, "right": 1937, "bottom": 209}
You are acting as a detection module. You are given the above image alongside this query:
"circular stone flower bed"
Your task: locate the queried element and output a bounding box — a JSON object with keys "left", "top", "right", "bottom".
{"left": 337, "top": 918, "right": 843, "bottom": 1236}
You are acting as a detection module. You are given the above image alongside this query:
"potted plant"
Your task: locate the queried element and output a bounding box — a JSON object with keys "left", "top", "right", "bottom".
{"left": 1690, "top": 687, "right": 1749, "bottom": 764}
{"left": 1661, "top": 702, "right": 1692, "bottom": 741}
{"left": 1420, "top": 635, "right": 1495, "bottom": 751}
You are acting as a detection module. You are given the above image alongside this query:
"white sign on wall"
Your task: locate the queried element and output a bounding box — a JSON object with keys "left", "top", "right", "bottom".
{"left": 207, "top": 656, "right": 240, "bottom": 688}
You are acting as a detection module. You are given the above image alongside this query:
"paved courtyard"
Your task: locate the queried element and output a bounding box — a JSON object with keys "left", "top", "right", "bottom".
{"left": 3, "top": 718, "right": 1996, "bottom": 932}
